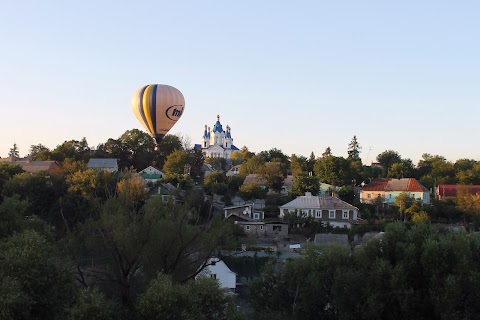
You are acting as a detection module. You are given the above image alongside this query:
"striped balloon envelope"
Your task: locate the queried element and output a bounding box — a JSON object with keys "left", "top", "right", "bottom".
{"left": 131, "top": 84, "right": 185, "bottom": 144}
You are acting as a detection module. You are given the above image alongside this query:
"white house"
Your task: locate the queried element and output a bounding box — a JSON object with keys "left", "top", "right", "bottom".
{"left": 138, "top": 166, "right": 164, "bottom": 184}
{"left": 224, "top": 203, "right": 264, "bottom": 221}
{"left": 279, "top": 192, "right": 360, "bottom": 229}
{"left": 196, "top": 257, "right": 236, "bottom": 291}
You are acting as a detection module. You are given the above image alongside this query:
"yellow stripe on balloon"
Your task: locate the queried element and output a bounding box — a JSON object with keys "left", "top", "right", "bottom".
{"left": 142, "top": 85, "right": 155, "bottom": 133}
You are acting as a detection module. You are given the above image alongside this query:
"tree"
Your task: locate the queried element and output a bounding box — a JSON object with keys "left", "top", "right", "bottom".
{"left": 63, "top": 287, "right": 118, "bottom": 320}
{"left": 0, "top": 196, "right": 29, "bottom": 239}
{"left": 395, "top": 192, "right": 414, "bottom": 221}
{"left": 376, "top": 150, "right": 402, "bottom": 176}
{"left": 239, "top": 183, "right": 267, "bottom": 200}
{"left": 154, "top": 134, "right": 183, "bottom": 168}
{"left": 206, "top": 157, "right": 227, "bottom": 172}
{"left": 314, "top": 155, "right": 351, "bottom": 187}
{"left": 322, "top": 147, "right": 332, "bottom": 158}
{"left": 137, "top": 274, "right": 242, "bottom": 320}
{"left": 290, "top": 174, "right": 320, "bottom": 196}
{"left": 417, "top": 154, "right": 455, "bottom": 189}
{"left": 0, "top": 163, "right": 24, "bottom": 195}
{"left": 29, "top": 144, "right": 52, "bottom": 160}
{"left": 387, "top": 159, "right": 415, "bottom": 179}
{"left": 307, "top": 152, "right": 316, "bottom": 174}
{"left": 290, "top": 154, "right": 308, "bottom": 176}
{"left": 203, "top": 170, "right": 226, "bottom": 194}
{"left": 70, "top": 196, "right": 236, "bottom": 309}
{"left": 52, "top": 139, "right": 90, "bottom": 162}
{"left": 163, "top": 149, "right": 188, "bottom": 176}
{"left": 347, "top": 135, "right": 361, "bottom": 161}
{"left": 229, "top": 151, "right": 243, "bottom": 166}
{"left": 257, "top": 148, "right": 289, "bottom": 166}
{"left": 0, "top": 230, "right": 73, "bottom": 319}
{"left": 456, "top": 186, "right": 480, "bottom": 224}
{"left": 118, "top": 129, "right": 156, "bottom": 170}
{"left": 239, "top": 155, "right": 265, "bottom": 176}
{"left": 260, "top": 162, "right": 286, "bottom": 194}
{"left": 8, "top": 143, "right": 20, "bottom": 159}
{"left": 3, "top": 172, "right": 57, "bottom": 220}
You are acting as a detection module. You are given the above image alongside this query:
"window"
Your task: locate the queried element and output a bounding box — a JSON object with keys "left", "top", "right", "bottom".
{"left": 308, "top": 209, "right": 312, "bottom": 216}
{"left": 389, "top": 194, "right": 392, "bottom": 198}
{"left": 210, "top": 274, "right": 217, "bottom": 280}
{"left": 254, "top": 213, "right": 259, "bottom": 219}
{"left": 273, "top": 225, "right": 282, "bottom": 232}
{"left": 342, "top": 211, "right": 349, "bottom": 219}
{"left": 260, "top": 225, "right": 264, "bottom": 230}
{"left": 316, "top": 211, "right": 321, "bottom": 218}
{"left": 367, "top": 194, "right": 371, "bottom": 199}
{"left": 245, "top": 225, "right": 250, "bottom": 231}
{"left": 329, "top": 210, "right": 335, "bottom": 219}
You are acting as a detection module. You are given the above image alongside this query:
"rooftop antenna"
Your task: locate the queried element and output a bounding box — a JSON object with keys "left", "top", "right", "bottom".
{"left": 366, "top": 146, "right": 372, "bottom": 164}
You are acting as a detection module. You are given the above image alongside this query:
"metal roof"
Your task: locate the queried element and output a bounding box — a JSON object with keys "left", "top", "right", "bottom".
{"left": 280, "top": 195, "right": 358, "bottom": 210}
{"left": 87, "top": 158, "right": 118, "bottom": 168}
{"left": 362, "top": 178, "right": 428, "bottom": 192}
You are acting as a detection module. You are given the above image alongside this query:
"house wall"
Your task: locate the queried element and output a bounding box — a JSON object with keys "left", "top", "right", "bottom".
{"left": 281, "top": 208, "right": 357, "bottom": 229}
{"left": 265, "top": 223, "right": 289, "bottom": 237}
{"left": 360, "top": 191, "right": 386, "bottom": 203}
{"left": 239, "top": 223, "right": 266, "bottom": 236}
{"left": 364, "top": 191, "right": 430, "bottom": 204}
{"left": 197, "top": 260, "right": 236, "bottom": 290}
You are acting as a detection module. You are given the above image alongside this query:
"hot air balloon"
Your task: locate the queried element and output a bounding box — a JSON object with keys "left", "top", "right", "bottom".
{"left": 131, "top": 84, "right": 185, "bottom": 144}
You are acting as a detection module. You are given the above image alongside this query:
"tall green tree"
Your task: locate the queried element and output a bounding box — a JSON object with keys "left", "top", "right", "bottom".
{"left": 8, "top": 143, "right": 20, "bottom": 159}
{"left": 347, "top": 135, "right": 361, "bottom": 161}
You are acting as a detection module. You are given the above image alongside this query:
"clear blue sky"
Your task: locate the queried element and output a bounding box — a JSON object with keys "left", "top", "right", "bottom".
{"left": 1, "top": 1, "right": 479, "bottom": 164}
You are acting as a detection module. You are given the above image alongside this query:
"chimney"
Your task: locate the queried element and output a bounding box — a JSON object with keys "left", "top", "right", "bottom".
{"left": 305, "top": 192, "right": 312, "bottom": 197}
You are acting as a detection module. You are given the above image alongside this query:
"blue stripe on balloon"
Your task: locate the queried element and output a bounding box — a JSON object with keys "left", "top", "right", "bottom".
{"left": 150, "top": 84, "right": 157, "bottom": 134}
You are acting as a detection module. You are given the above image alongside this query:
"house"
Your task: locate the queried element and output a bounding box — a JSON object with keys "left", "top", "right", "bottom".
{"left": 235, "top": 220, "right": 289, "bottom": 237}
{"left": 360, "top": 178, "right": 430, "bottom": 204}
{"left": 279, "top": 192, "right": 359, "bottom": 229}
{"left": 87, "top": 158, "right": 118, "bottom": 172}
{"left": 196, "top": 257, "right": 236, "bottom": 291}
{"left": 224, "top": 204, "right": 264, "bottom": 221}
{"left": 230, "top": 196, "right": 266, "bottom": 210}
{"left": 0, "top": 157, "right": 62, "bottom": 175}
{"left": 243, "top": 174, "right": 294, "bottom": 195}
{"left": 226, "top": 165, "right": 241, "bottom": 177}
{"left": 154, "top": 182, "right": 180, "bottom": 203}
{"left": 138, "top": 166, "right": 164, "bottom": 184}
{"left": 435, "top": 184, "right": 480, "bottom": 200}
{"left": 19, "top": 160, "right": 62, "bottom": 175}
{"left": 202, "top": 163, "right": 215, "bottom": 177}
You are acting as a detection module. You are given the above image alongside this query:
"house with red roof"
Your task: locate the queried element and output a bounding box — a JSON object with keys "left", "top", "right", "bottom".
{"left": 435, "top": 184, "right": 480, "bottom": 200}
{"left": 360, "top": 178, "right": 430, "bottom": 204}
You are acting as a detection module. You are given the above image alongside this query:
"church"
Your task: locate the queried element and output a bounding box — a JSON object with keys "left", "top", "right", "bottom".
{"left": 196, "top": 115, "right": 239, "bottom": 159}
